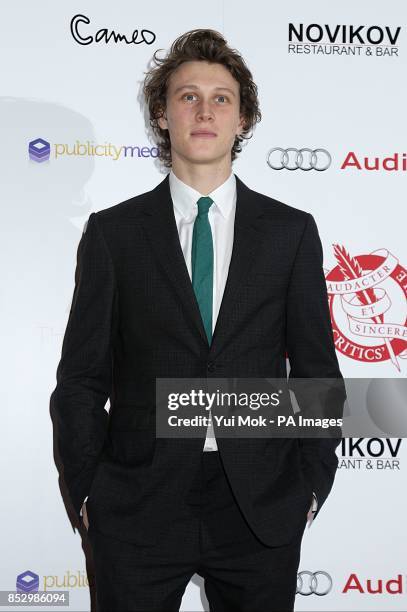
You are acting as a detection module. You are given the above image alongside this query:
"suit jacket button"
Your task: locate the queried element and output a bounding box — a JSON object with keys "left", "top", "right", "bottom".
{"left": 207, "top": 361, "right": 215, "bottom": 372}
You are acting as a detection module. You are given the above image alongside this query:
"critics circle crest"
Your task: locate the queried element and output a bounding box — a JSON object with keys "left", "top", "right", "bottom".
{"left": 326, "top": 245, "right": 407, "bottom": 369}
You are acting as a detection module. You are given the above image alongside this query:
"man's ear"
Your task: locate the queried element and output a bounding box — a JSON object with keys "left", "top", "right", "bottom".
{"left": 157, "top": 108, "right": 168, "bottom": 131}
{"left": 236, "top": 114, "right": 246, "bottom": 137}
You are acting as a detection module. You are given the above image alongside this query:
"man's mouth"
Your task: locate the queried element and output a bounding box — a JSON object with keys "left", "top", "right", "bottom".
{"left": 190, "top": 130, "right": 217, "bottom": 138}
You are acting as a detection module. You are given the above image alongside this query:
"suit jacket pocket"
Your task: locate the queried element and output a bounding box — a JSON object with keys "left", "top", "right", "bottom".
{"left": 109, "top": 403, "right": 153, "bottom": 431}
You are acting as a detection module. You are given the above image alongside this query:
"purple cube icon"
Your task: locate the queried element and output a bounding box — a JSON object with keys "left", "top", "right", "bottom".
{"left": 29, "top": 138, "right": 50, "bottom": 163}
{"left": 16, "top": 570, "right": 39, "bottom": 593}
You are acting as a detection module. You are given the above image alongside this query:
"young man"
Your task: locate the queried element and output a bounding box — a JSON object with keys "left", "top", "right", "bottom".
{"left": 51, "top": 29, "right": 343, "bottom": 611}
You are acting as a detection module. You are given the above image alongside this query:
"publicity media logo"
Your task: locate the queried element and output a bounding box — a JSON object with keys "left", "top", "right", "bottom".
{"left": 16, "top": 571, "right": 39, "bottom": 593}
{"left": 29, "top": 138, "right": 50, "bottom": 163}
{"left": 15, "top": 569, "right": 90, "bottom": 591}
{"left": 326, "top": 245, "right": 407, "bottom": 369}
{"left": 288, "top": 23, "right": 401, "bottom": 57}
{"left": 10, "top": 570, "right": 73, "bottom": 606}
{"left": 28, "top": 138, "right": 159, "bottom": 163}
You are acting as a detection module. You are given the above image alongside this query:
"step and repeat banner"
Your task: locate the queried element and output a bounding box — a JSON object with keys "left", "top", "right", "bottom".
{"left": 1, "top": 1, "right": 406, "bottom": 610}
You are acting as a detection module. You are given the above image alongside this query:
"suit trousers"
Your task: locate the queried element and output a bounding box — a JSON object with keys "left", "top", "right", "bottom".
{"left": 87, "top": 450, "right": 305, "bottom": 612}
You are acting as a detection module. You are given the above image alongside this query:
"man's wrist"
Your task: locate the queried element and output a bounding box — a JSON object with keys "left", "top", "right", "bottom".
{"left": 79, "top": 496, "right": 88, "bottom": 517}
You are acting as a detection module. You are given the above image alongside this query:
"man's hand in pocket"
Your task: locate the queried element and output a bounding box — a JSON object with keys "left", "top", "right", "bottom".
{"left": 82, "top": 501, "right": 89, "bottom": 531}
{"left": 306, "top": 492, "right": 318, "bottom": 528}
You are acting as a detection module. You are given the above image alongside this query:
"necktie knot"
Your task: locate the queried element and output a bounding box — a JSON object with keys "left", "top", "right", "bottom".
{"left": 197, "top": 196, "right": 214, "bottom": 217}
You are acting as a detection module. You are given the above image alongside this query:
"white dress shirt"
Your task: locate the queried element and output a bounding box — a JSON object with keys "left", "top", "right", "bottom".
{"left": 169, "top": 168, "right": 237, "bottom": 452}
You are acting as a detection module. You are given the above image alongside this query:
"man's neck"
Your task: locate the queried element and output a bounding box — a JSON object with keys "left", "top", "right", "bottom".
{"left": 171, "top": 157, "right": 232, "bottom": 195}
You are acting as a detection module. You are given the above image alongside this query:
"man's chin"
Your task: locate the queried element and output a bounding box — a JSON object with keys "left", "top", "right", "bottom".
{"left": 180, "top": 149, "right": 228, "bottom": 166}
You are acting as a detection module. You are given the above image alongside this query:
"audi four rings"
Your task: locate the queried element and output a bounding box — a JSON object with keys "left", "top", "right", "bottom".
{"left": 296, "top": 571, "right": 333, "bottom": 596}
{"left": 267, "top": 147, "right": 332, "bottom": 171}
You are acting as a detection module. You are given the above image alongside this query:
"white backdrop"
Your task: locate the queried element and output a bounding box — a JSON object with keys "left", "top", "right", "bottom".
{"left": 1, "top": 1, "right": 406, "bottom": 610}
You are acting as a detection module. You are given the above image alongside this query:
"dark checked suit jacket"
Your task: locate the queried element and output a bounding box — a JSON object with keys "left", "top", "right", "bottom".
{"left": 50, "top": 173, "right": 344, "bottom": 546}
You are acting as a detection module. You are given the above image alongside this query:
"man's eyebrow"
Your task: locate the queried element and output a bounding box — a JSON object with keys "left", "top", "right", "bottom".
{"left": 172, "top": 84, "right": 236, "bottom": 97}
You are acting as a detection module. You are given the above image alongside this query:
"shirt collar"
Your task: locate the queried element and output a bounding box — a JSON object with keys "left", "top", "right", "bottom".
{"left": 169, "top": 169, "right": 236, "bottom": 220}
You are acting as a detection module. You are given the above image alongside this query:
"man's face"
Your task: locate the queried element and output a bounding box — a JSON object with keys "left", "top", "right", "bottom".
{"left": 158, "top": 60, "right": 245, "bottom": 166}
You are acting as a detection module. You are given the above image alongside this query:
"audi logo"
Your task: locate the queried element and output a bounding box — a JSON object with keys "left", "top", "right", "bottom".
{"left": 297, "top": 570, "right": 333, "bottom": 596}
{"left": 267, "top": 147, "right": 331, "bottom": 171}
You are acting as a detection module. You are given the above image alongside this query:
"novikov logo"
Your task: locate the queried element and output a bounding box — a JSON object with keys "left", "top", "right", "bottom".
{"left": 343, "top": 573, "right": 405, "bottom": 595}
{"left": 288, "top": 23, "right": 401, "bottom": 57}
{"left": 341, "top": 151, "right": 407, "bottom": 171}
{"left": 338, "top": 438, "right": 402, "bottom": 470}
{"left": 340, "top": 438, "right": 402, "bottom": 458}
{"left": 28, "top": 138, "right": 159, "bottom": 162}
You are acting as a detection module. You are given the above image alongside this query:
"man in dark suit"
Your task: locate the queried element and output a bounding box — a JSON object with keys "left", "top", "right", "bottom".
{"left": 51, "top": 29, "right": 343, "bottom": 611}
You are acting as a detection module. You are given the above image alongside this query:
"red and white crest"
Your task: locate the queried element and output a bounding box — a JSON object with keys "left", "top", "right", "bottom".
{"left": 326, "top": 246, "right": 407, "bottom": 370}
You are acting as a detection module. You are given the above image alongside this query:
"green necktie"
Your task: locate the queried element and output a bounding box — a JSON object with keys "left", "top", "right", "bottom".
{"left": 191, "top": 196, "right": 214, "bottom": 343}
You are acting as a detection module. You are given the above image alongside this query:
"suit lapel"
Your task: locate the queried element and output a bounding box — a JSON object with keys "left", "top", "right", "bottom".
{"left": 140, "top": 175, "right": 209, "bottom": 347}
{"left": 210, "top": 175, "right": 266, "bottom": 355}
{"left": 139, "top": 173, "right": 266, "bottom": 354}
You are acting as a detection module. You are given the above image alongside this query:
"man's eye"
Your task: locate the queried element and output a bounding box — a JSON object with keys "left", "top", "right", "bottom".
{"left": 182, "top": 93, "right": 228, "bottom": 103}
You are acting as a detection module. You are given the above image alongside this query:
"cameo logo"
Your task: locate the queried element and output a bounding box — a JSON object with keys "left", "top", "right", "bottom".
{"left": 297, "top": 571, "right": 333, "bottom": 596}
{"left": 343, "top": 573, "right": 405, "bottom": 594}
{"left": 16, "top": 571, "right": 39, "bottom": 593}
{"left": 266, "top": 148, "right": 331, "bottom": 171}
{"left": 338, "top": 438, "right": 402, "bottom": 470}
{"left": 70, "top": 14, "right": 156, "bottom": 46}
{"left": 341, "top": 151, "right": 407, "bottom": 171}
{"left": 288, "top": 23, "right": 401, "bottom": 57}
{"left": 29, "top": 138, "right": 50, "bottom": 163}
{"left": 326, "top": 245, "right": 407, "bottom": 369}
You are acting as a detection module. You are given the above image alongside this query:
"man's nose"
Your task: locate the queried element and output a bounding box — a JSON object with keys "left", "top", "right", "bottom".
{"left": 196, "top": 100, "right": 214, "bottom": 121}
